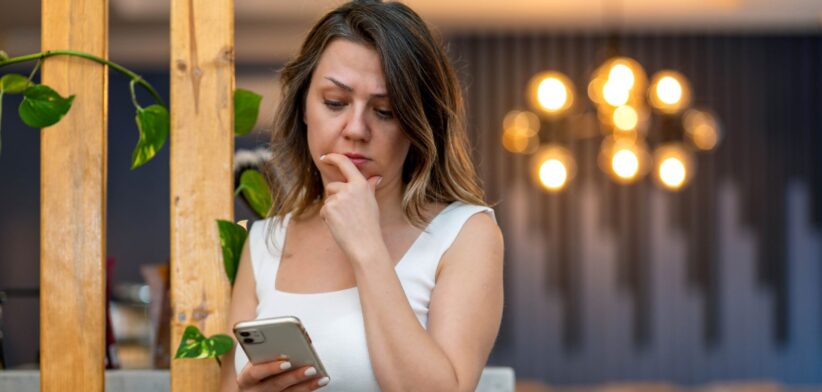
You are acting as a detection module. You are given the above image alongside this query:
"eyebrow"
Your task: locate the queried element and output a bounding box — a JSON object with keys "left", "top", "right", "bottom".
{"left": 324, "top": 77, "right": 388, "bottom": 98}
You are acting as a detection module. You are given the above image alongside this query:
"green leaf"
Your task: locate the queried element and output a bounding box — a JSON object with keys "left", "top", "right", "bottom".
{"left": 0, "top": 51, "right": 8, "bottom": 61}
{"left": 217, "top": 219, "right": 248, "bottom": 285}
{"left": 208, "top": 334, "right": 235, "bottom": 357}
{"left": 234, "top": 88, "right": 262, "bottom": 136}
{"left": 131, "top": 104, "right": 169, "bottom": 169}
{"left": 0, "top": 74, "right": 32, "bottom": 94}
{"left": 174, "top": 325, "right": 234, "bottom": 359}
{"left": 239, "top": 169, "right": 273, "bottom": 218}
{"left": 18, "top": 84, "right": 75, "bottom": 128}
{"left": 175, "top": 325, "right": 208, "bottom": 359}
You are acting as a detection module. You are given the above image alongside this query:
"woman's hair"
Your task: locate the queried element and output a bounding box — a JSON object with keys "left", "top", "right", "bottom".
{"left": 266, "top": 0, "right": 486, "bottom": 228}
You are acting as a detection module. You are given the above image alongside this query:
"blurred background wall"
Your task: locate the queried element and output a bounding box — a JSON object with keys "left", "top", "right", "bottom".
{"left": 0, "top": 0, "right": 820, "bottom": 387}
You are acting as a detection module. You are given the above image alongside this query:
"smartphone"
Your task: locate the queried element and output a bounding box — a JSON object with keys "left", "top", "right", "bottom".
{"left": 233, "top": 316, "right": 329, "bottom": 379}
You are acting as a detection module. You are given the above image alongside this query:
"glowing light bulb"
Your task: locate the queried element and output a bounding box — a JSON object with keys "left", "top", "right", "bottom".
{"left": 612, "top": 149, "right": 639, "bottom": 179}
{"left": 684, "top": 109, "right": 721, "bottom": 151}
{"left": 502, "top": 126, "right": 537, "bottom": 154}
{"left": 613, "top": 105, "right": 639, "bottom": 131}
{"left": 588, "top": 76, "right": 606, "bottom": 104}
{"left": 528, "top": 72, "right": 574, "bottom": 116}
{"left": 537, "top": 77, "right": 568, "bottom": 111}
{"left": 656, "top": 76, "right": 682, "bottom": 105}
{"left": 503, "top": 110, "right": 539, "bottom": 136}
{"left": 531, "top": 145, "right": 576, "bottom": 192}
{"left": 539, "top": 159, "right": 568, "bottom": 190}
{"left": 603, "top": 80, "right": 630, "bottom": 107}
{"left": 659, "top": 157, "right": 686, "bottom": 189}
{"left": 609, "top": 63, "right": 635, "bottom": 91}
{"left": 692, "top": 124, "right": 718, "bottom": 150}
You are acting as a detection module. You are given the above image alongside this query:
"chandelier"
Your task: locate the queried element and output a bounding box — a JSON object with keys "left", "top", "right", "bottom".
{"left": 502, "top": 54, "right": 723, "bottom": 192}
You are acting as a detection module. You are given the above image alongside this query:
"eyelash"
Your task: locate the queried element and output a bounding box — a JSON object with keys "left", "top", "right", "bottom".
{"left": 323, "top": 100, "right": 394, "bottom": 120}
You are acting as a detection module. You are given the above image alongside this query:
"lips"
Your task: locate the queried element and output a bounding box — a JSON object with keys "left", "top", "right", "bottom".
{"left": 342, "top": 152, "right": 370, "bottom": 166}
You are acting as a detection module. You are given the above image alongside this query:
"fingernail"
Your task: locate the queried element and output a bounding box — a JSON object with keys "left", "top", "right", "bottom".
{"left": 318, "top": 376, "right": 330, "bottom": 386}
{"left": 304, "top": 367, "right": 317, "bottom": 377}
{"left": 319, "top": 154, "right": 326, "bottom": 161}
{"left": 377, "top": 176, "right": 383, "bottom": 185}
{"left": 280, "top": 362, "right": 292, "bottom": 370}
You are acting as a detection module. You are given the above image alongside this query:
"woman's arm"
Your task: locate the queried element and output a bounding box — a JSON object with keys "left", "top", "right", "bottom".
{"left": 318, "top": 153, "right": 504, "bottom": 391}
{"left": 221, "top": 228, "right": 326, "bottom": 392}
{"left": 354, "top": 212, "right": 504, "bottom": 392}
{"left": 219, "top": 239, "right": 258, "bottom": 392}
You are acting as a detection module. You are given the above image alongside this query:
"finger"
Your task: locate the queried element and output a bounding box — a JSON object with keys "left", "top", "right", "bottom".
{"left": 281, "top": 375, "right": 331, "bottom": 392}
{"left": 258, "top": 366, "right": 322, "bottom": 392}
{"left": 237, "top": 360, "right": 293, "bottom": 388}
{"left": 323, "top": 181, "right": 345, "bottom": 196}
{"left": 366, "top": 175, "right": 382, "bottom": 193}
{"left": 320, "top": 153, "right": 365, "bottom": 183}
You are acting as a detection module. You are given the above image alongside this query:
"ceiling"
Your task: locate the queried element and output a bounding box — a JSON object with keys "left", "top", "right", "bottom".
{"left": 1, "top": 0, "right": 821, "bottom": 66}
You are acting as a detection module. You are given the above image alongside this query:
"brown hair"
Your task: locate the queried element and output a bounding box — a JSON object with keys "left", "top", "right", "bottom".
{"left": 266, "top": 0, "right": 486, "bottom": 228}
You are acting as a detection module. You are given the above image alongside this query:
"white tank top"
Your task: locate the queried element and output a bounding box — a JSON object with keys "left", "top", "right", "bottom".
{"left": 234, "top": 201, "right": 494, "bottom": 391}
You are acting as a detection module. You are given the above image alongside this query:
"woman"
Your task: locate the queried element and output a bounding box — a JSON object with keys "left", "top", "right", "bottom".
{"left": 220, "top": 1, "right": 504, "bottom": 391}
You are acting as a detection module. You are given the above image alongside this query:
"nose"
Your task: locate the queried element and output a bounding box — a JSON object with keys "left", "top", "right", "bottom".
{"left": 341, "top": 105, "right": 370, "bottom": 143}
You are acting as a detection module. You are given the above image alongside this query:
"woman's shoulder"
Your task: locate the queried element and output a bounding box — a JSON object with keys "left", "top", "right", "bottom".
{"left": 427, "top": 201, "right": 499, "bottom": 245}
{"left": 439, "top": 201, "right": 496, "bottom": 223}
{"left": 434, "top": 201, "right": 502, "bottom": 277}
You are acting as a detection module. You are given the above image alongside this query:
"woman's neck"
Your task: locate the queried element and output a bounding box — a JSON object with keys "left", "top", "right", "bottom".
{"left": 373, "top": 181, "right": 407, "bottom": 228}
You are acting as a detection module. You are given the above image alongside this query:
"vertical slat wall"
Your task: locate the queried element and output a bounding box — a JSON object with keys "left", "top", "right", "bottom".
{"left": 40, "top": 0, "right": 109, "bottom": 390}
{"left": 169, "top": 0, "right": 234, "bottom": 390}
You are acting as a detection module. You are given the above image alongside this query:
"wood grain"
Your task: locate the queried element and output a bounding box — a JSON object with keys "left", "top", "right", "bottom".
{"left": 40, "top": 0, "right": 109, "bottom": 390}
{"left": 169, "top": 0, "right": 235, "bottom": 390}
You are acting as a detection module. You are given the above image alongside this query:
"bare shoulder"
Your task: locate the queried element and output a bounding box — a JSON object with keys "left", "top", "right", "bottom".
{"left": 436, "top": 206, "right": 503, "bottom": 277}
{"left": 461, "top": 207, "right": 501, "bottom": 240}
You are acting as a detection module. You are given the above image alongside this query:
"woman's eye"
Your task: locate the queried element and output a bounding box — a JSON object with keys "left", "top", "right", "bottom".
{"left": 323, "top": 100, "right": 345, "bottom": 110}
{"left": 375, "top": 109, "right": 394, "bottom": 119}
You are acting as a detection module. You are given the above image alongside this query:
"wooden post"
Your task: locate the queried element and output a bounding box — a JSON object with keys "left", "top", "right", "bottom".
{"left": 40, "top": 0, "right": 108, "bottom": 390}
{"left": 169, "top": 0, "right": 234, "bottom": 390}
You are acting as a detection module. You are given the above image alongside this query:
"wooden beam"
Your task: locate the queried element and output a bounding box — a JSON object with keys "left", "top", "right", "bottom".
{"left": 40, "top": 0, "right": 109, "bottom": 390}
{"left": 169, "top": 0, "right": 234, "bottom": 390}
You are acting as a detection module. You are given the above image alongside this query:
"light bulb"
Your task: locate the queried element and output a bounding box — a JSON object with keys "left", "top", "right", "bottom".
{"left": 603, "top": 80, "right": 630, "bottom": 107}
{"left": 528, "top": 72, "right": 574, "bottom": 116}
{"left": 656, "top": 76, "right": 682, "bottom": 105}
{"left": 502, "top": 126, "right": 538, "bottom": 154}
{"left": 609, "top": 63, "right": 635, "bottom": 91}
{"left": 653, "top": 143, "right": 695, "bottom": 190}
{"left": 613, "top": 105, "right": 639, "bottom": 131}
{"left": 649, "top": 71, "right": 691, "bottom": 114}
{"left": 539, "top": 159, "right": 568, "bottom": 190}
{"left": 537, "top": 78, "right": 568, "bottom": 111}
{"left": 659, "top": 157, "right": 686, "bottom": 189}
{"left": 531, "top": 145, "right": 576, "bottom": 192}
{"left": 503, "top": 110, "right": 540, "bottom": 136}
{"left": 612, "top": 149, "right": 639, "bottom": 179}
{"left": 683, "top": 109, "right": 721, "bottom": 151}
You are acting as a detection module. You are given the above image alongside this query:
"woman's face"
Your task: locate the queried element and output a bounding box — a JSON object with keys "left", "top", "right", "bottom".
{"left": 304, "top": 38, "right": 410, "bottom": 189}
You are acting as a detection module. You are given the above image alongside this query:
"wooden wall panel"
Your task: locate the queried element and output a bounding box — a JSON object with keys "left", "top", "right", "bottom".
{"left": 40, "top": 0, "right": 109, "bottom": 390}
{"left": 169, "top": 0, "right": 234, "bottom": 390}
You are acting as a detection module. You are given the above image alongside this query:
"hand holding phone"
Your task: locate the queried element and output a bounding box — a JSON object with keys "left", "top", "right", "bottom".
{"left": 233, "top": 315, "right": 330, "bottom": 390}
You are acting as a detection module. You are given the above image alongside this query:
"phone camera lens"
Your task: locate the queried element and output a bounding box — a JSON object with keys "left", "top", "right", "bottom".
{"left": 239, "top": 331, "right": 250, "bottom": 337}
{"left": 243, "top": 338, "right": 254, "bottom": 344}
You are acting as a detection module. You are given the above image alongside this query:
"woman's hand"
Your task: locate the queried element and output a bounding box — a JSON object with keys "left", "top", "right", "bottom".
{"left": 318, "top": 153, "right": 384, "bottom": 264}
{"left": 236, "top": 358, "right": 328, "bottom": 391}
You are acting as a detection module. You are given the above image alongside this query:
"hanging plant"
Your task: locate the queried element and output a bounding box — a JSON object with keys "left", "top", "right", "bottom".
{"left": 1, "top": 48, "right": 270, "bottom": 367}
{"left": 0, "top": 49, "right": 262, "bottom": 169}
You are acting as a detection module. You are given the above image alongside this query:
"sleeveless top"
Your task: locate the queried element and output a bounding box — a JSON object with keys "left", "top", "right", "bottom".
{"left": 234, "top": 201, "right": 495, "bottom": 391}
